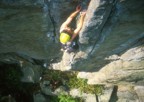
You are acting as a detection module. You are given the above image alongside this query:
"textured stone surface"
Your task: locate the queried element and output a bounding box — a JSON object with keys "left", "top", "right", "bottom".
{"left": 134, "top": 86, "right": 144, "bottom": 102}
{"left": 33, "top": 93, "right": 48, "bottom": 102}
{"left": 21, "top": 63, "right": 42, "bottom": 83}
{"left": 79, "top": 0, "right": 114, "bottom": 46}
{"left": 74, "top": 0, "right": 144, "bottom": 85}
{"left": 0, "top": 6, "right": 60, "bottom": 59}
{"left": 98, "top": 86, "right": 114, "bottom": 102}
{"left": 0, "top": 0, "right": 44, "bottom": 6}
{"left": 70, "top": 89, "right": 97, "bottom": 102}
{"left": 49, "top": 1, "right": 144, "bottom": 101}
{"left": 78, "top": 46, "right": 144, "bottom": 85}
{"left": 40, "top": 80, "right": 53, "bottom": 95}
{"left": 51, "top": 0, "right": 144, "bottom": 86}
{"left": 1, "top": 0, "right": 144, "bottom": 85}
{"left": 0, "top": 0, "right": 144, "bottom": 101}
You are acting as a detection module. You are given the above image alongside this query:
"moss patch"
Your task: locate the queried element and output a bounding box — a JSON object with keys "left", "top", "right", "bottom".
{"left": 43, "top": 69, "right": 103, "bottom": 94}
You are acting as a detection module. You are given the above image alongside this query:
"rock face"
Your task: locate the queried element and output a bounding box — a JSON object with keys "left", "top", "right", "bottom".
{"left": 74, "top": 0, "right": 144, "bottom": 85}
{"left": 51, "top": 0, "right": 144, "bottom": 101}
{"left": 0, "top": 0, "right": 144, "bottom": 101}
{"left": 50, "top": 0, "right": 144, "bottom": 86}
{"left": 0, "top": 0, "right": 64, "bottom": 59}
{"left": 0, "top": 0, "right": 44, "bottom": 6}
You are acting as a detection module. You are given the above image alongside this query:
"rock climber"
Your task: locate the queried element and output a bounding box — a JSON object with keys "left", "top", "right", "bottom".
{"left": 59, "top": 5, "right": 86, "bottom": 52}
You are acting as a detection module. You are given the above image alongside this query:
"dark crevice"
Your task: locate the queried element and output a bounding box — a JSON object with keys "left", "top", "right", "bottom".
{"left": 44, "top": 0, "right": 56, "bottom": 43}
{"left": 0, "top": 62, "right": 36, "bottom": 102}
{"left": 95, "top": 94, "right": 99, "bottom": 102}
{"left": 109, "top": 85, "right": 118, "bottom": 102}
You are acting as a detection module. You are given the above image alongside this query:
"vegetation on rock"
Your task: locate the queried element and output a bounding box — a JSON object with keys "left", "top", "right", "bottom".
{"left": 43, "top": 69, "right": 103, "bottom": 94}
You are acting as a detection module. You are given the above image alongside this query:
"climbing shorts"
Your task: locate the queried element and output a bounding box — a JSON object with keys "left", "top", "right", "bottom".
{"left": 60, "top": 32, "right": 71, "bottom": 44}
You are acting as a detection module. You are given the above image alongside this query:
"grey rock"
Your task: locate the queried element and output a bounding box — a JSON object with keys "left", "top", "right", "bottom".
{"left": 54, "top": 86, "right": 68, "bottom": 95}
{"left": 99, "top": 85, "right": 114, "bottom": 102}
{"left": 33, "top": 93, "right": 48, "bottom": 102}
{"left": 0, "top": 95, "right": 16, "bottom": 102}
{"left": 134, "top": 86, "right": 144, "bottom": 102}
{"left": 73, "top": 0, "right": 144, "bottom": 86}
{"left": 40, "top": 80, "right": 53, "bottom": 95}
{"left": 21, "top": 67, "right": 35, "bottom": 83}
{"left": 70, "top": 86, "right": 114, "bottom": 102}
{"left": 21, "top": 64, "right": 42, "bottom": 83}
{"left": 0, "top": 3, "right": 60, "bottom": 59}
{"left": 0, "top": 0, "right": 144, "bottom": 101}
{"left": 70, "top": 89, "right": 96, "bottom": 102}
{"left": 0, "top": 0, "right": 44, "bottom": 6}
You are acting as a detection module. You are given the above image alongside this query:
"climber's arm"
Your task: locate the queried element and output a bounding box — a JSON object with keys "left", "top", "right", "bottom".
{"left": 69, "top": 11, "right": 86, "bottom": 42}
{"left": 60, "top": 5, "right": 81, "bottom": 28}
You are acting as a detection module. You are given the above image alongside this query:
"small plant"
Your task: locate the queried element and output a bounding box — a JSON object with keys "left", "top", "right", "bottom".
{"left": 58, "top": 94, "right": 82, "bottom": 102}
{"left": 48, "top": 95, "right": 59, "bottom": 102}
{"left": 43, "top": 70, "right": 103, "bottom": 95}
{"left": 42, "top": 70, "right": 64, "bottom": 90}
{"left": 67, "top": 73, "right": 103, "bottom": 94}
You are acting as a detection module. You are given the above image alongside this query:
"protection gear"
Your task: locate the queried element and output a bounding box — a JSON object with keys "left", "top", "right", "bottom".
{"left": 60, "top": 32, "right": 71, "bottom": 44}
{"left": 66, "top": 42, "right": 77, "bottom": 53}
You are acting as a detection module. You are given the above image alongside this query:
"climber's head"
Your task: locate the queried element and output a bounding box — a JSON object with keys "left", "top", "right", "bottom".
{"left": 63, "top": 27, "right": 73, "bottom": 35}
{"left": 60, "top": 32, "right": 71, "bottom": 44}
{"left": 59, "top": 27, "right": 74, "bottom": 44}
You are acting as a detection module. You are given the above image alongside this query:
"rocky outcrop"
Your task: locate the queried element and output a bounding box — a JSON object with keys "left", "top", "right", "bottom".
{"left": 0, "top": 0, "right": 65, "bottom": 59}
{"left": 80, "top": 46, "right": 144, "bottom": 85}
{"left": 51, "top": 1, "right": 144, "bottom": 101}
{"left": 75, "top": 0, "right": 144, "bottom": 86}
{"left": 51, "top": 0, "right": 144, "bottom": 86}
{"left": 53, "top": 0, "right": 144, "bottom": 85}
{"left": 0, "top": 0, "right": 144, "bottom": 101}
{"left": 21, "top": 62, "right": 42, "bottom": 83}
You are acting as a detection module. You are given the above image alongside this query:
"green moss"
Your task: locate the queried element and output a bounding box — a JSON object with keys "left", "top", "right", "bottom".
{"left": 67, "top": 72, "right": 103, "bottom": 94}
{"left": 43, "top": 70, "right": 103, "bottom": 95}
{"left": 48, "top": 94, "right": 83, "bottom": 102}
{"left": 58, "top": 94, "right": 83, "bottom": 102}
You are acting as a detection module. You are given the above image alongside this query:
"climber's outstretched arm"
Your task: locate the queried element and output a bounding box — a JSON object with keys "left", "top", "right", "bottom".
{"left": 70, "top": 11, "right": 86, "bottom": 42}
{"left": 60, "top": 6, "right": 81, "bottom": 28}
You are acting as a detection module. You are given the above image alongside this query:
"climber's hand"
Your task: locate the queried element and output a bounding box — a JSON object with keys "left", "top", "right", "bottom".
{"left": 76, "top": 5, "right": 81, "bottom": 12}
{"left": 80, "top": 10, "right": 86, "bottom": 16}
